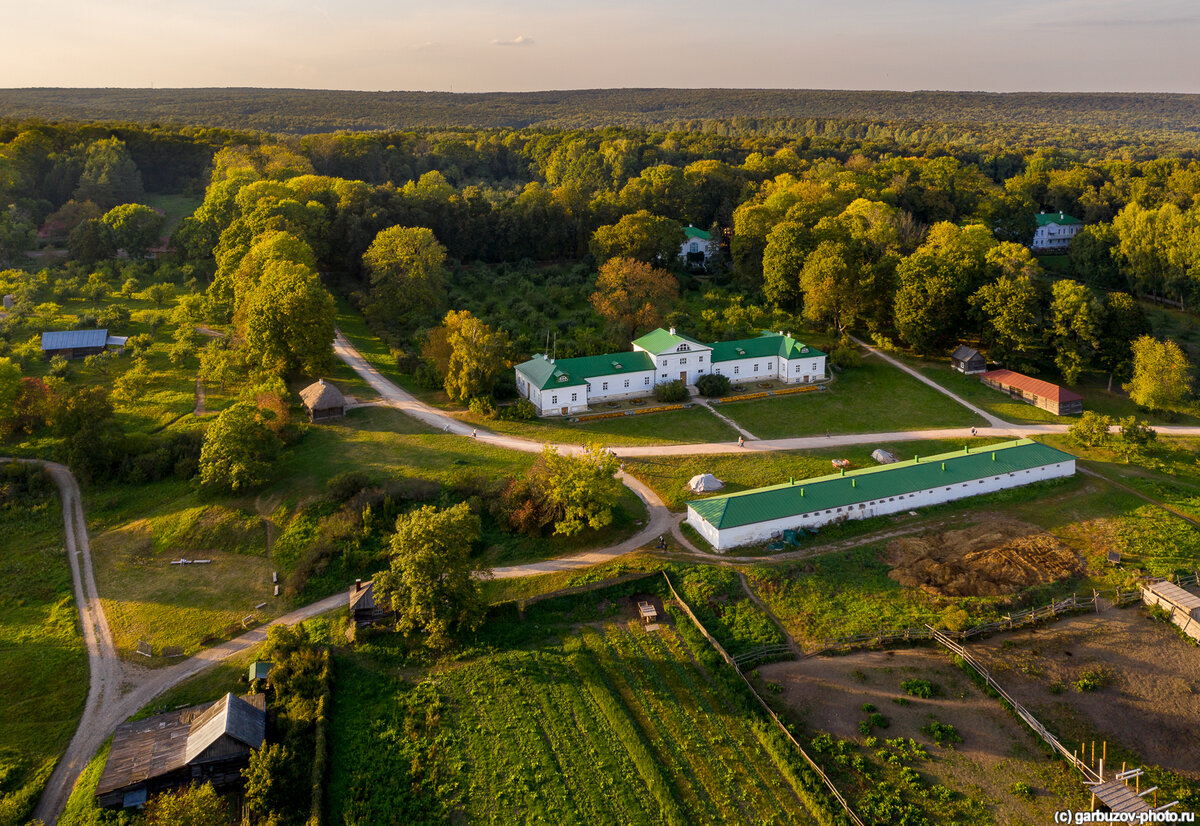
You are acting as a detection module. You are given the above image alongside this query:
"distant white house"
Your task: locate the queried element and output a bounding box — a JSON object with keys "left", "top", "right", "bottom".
{"left": 1031, "top": 212, "right": 1083, "bottom": 251}
{"left": 679, "top": 226, "right": 712, "bottom": 266}
{"left": 514, "top": 328, "right": 827, "bottom": 416}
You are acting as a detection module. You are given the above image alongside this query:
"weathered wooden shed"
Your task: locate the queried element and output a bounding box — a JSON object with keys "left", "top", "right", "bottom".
{"left": 95, "top": 692, "right": 266, "bottom": 809}
{"left": 349, "top": 579, "right": 390, "bottom": 627}
{"left": 950, "top": 345, "right": 986, "bottom": 375}
{"left": 1142, "top": 580, "right": 1200, "bottom": 642}
{"left": 980, "top": 369, "right": 1083, "bottom": 415}
{"left": 299, "top": 378, "right": 346, "bottom": 422}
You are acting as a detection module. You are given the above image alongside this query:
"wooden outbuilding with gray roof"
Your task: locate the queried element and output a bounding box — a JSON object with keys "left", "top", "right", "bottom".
{"left": 299, "top": 378, "right": 346, "bottom": 422}
{"left": 95, "top": 692, "right": 266, "bottom": 809}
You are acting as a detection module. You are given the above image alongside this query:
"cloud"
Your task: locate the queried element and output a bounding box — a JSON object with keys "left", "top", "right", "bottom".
{"left": 491, "top": 34, "right": 534, "bottom": 47}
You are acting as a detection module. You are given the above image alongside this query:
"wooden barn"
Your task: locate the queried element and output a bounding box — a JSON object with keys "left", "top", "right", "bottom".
{"left": 40, "top": 328, "right": 116, "bottom": 360}
{"left": 95, "top": 693, "right": 266, "bottom": 809}
{"left": 349, "top": 579, "right": 390, "bottom": 627}
{"left": 950, "top": 345, "right": 986, "bottom": 375}
{"left": 299, "top": 378, "right": 346, "bottom": 422}
{"left": 980, "top": 369, "right": 1083, "bottom": 415}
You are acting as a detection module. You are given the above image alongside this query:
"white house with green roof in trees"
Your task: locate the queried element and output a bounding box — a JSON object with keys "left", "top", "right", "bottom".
{"left": 679, "top": 225, "right": 713, "bottom": 266}
{"left": 1031, "top": 212, "right": 1083, "bottom": 251}
{"left": 514, "top": 327, "right": 826, "bottom": 416}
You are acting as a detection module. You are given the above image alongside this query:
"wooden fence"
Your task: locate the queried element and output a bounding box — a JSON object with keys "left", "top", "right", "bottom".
{"left": 661, "top": 572, "right": 866, "bottom": 826}
{"left": 928, "top": 626, "right": 1101, "bottom": 783}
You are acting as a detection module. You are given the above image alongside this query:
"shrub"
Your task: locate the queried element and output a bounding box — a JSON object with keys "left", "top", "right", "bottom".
{"left": 48, "top": 355, "right": 70, "bottom": 377}
{"left": 1069, "top": 411, "right": 1114, "bottom": 448}
{"left": 653, "top": 379, "right": 689, "bottom": 403}
{"left": 696, "top": 373, "right": 731, "bottom": 397}
{"left": 497, "top": 399, "right": 536, "bottom": 420}
{"left": 1048, "top": 680, "right": 1065, "bottom": 694}
{"left": 327, "top": 470, "right": 371, "bottom": 502}
{"left": 830, "top": 344, "right": 861, "bottom": 369}
{"left": 861, "top": 702, "right": 876, "bottom": 713}
{"left": 900, "top": 679, "right": 940, "bottom": 699}
{"left": 414, "top": 360, "right": 442, "bottom": 390}
{"left": 921, "top": 719, "right": 961, "bottom": 747}
{"left": 1010, "top": 781, "right": 1034, "bottom": 799}
{"left": 468, "top": 396, "right": 496, "bottom": 418}
{"left": 1073, "top": 667, "right": 1111, "bottom": 693}
{"left": 765, "top": 681, "right": 783, "bottom": 694}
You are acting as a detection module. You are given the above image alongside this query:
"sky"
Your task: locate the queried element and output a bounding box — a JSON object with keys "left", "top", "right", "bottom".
{"left": 3, "top": 0, "right": 1200, "bottom": 93}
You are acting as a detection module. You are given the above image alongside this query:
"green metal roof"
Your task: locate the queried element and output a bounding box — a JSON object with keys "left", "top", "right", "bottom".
{"left": 516, "top": 351, "right": 654, "bottom": 390}
{"left": 684, "top": 226, "right": 711, "bottom": 241}
{"left": 631, "top": 327, "right": 708, "bottom": 355}
{"left": 1036, "top": 212, "right": 1082, "bottom": 227}
{"left": 688, "top": 439, "right": 1074, "bottom": 530}
{"left": 710, "top": 332, "right": 826, "bottom": 363}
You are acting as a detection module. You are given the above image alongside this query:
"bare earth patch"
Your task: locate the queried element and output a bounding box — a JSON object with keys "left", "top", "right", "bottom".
{"left": 887, "top": 516, "right": 1082, "bottom": 596}
{"left": 971, "top": 605, "right": 1200, "bottom": 779}
{"left": 760, "top": 649, "right": 1089, "bottom": 824}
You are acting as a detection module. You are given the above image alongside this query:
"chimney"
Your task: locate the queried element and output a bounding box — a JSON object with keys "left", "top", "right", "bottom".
{"left": 669, "top": 327, "right": 676, "bottom": 335}
{"left": 355, "top": 579, "right": 362, "bottom": 592}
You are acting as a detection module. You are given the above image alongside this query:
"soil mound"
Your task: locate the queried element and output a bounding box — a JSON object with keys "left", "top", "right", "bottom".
{"left": 886, "top": 517, "right": 1080, "bottom": 597}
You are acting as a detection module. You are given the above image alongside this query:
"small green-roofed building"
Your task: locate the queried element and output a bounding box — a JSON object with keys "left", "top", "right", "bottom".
{"left": 680, "top": 225, "right": 713, "bottom": 266}
{"left": 248, "top": 661, "right": 273, "bottom": 683}
{"left": 687, "top": 439, "right": 1076, "bottom": 551}
{"left": 1032, "top": 211, "right": 1084, "bottom": 251}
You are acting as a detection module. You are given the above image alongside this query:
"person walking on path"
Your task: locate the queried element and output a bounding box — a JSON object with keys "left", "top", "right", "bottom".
{"left": 738, "top": 436, "right": 744, "bottom": 448}
{"left": 472, "top": 428, "right": 477, "bottom": 438}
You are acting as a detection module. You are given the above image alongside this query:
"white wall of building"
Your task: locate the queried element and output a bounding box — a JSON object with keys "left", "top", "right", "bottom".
{"left": 585, "top": 370, "right": 657, "bottom": 403}
{"left": 635, "top": 340, "right": 713, "bottom": 386}
{"left": 712, "top": 355, "right": 826, "bottom": 384}
{"left": 1032, "top": 222, "right": 1083, "bottom": 250}
{"left": 688, "top": 459, "right": 1075, "bottom": 551}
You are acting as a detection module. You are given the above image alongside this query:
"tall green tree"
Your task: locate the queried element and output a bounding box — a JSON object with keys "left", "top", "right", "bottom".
{"left": 73, "top": 137, "right": 143, "bottom": 209}
{"left": 970, "top": 273, "right": 1042, "bottom": 369}
{"left": 1097, "top": 291, "right": 1150, "bottom": 385}
{"left": 439, "top": 310, "right": 509, "bottom": 402}
{"left": 798, "top": 241, "right": 863, "bottom": 335}
{"left": 238, "top": 260, "right": 335, "bottom": 376}
{"left": 761, "top": 221, "right": 809, "bottom": 310}
{"left": 373, "top": 503, "right": 488, "bottom": 651}
{"left": 199, "top": 400, "right": 282, "bottom": 491}
{"left": 362, "top": 226, "right": 447, "bottom": 334}
{"left": 1124, "top": 335, "right": 1192, "bottom": 412}
{"left": 540, "top": 443, "right": 624, "bottom": 536}
{"left": 0, "top": 357, "right": 20, "bottom": 437}
{"left": 101, "top": 203, "right": 165, "bottom": 258}
{"left": 1048, "top": 280, "right": 1101, "bottom": 384}
{"left": 589, "top": 210, "right": 685, "bottom": 266}
{"left": 0, "top": 205, "right": 36, "bottom": 266}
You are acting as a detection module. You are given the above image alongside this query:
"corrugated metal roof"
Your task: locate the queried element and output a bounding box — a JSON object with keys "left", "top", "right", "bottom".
{"left": 183, "top": 693, "right": 266, "bottom": 764}
{"left": 40, "top": 328, "right": 108, "bottom": 351}
{"left": 516, "top": 351, "right": 654, "bottom": 390}
{"left": 689, "top": 439, "right": 1075, "bottom": 530}
{"left": 982, "top": 370, "right": 1082, "bottom": 403}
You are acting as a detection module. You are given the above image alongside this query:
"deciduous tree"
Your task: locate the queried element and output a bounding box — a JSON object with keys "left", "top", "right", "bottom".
{"left": 101, "top": 203, "right": 165, "bottom": 258}
{"left": 1048, "top": 280, "right": 1101, "bottom": 385}
{"left": 589, "top": 257, "right": 679, "bottom": 340}
{"left": 143, "top": 782, "right": 229, "bottom": 826}
{"left": 238, "top": 260, "right": 335, "bottom": 376}
{"left": 589, "top": 210, "right": 685, "bottom": 266}
{"left": 363, "top": 226, "right": 447, "bottom": 335}
{"left": 373, "top": 503, "right": 488, "bottom": 650}
{"left": 540, "top": 442, "right": 623, "bottom": 536}
{"left": 1124, "top": 335, "right": 1192, "bottom": 412}
{"left": 438, "top": 310, "right": 509, "bottom": 402}
{"left": 199, "top": 400, "right": 281, "bottom": 491}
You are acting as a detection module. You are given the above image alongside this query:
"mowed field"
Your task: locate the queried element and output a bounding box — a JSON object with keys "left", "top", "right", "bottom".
{"left": 328, "top": 619, "right": 818, "bottom": 825}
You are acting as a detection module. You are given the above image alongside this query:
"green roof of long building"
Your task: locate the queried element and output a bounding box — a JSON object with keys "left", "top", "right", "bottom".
{"left": 710, "top": 332, "right": 825, "bottom": 363}
{"left": 631, "top": 327, "right": 707, "bottom": 355}
{"left": 1036, "top": 212, "right": 1082, "bottom": 227}
{"left": 688, "top": 439, "right": 1074, "bottom": 530}
{"left": 516, "top": 351, "right": 655, "bottom": 390}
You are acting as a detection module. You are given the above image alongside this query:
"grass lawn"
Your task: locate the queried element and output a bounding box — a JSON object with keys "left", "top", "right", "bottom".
{"left": 717, "top": 357, "right": 984, "bottom": 440}
{"left": 0, "top": 487, "right": 88, "bottom": 826}
{"left": 57, "top": 739, "right": 111, "bottom": 826}
{"left": 88, "top": 405, "right": 648, "bottom": 659}
{"left": 140, "top": 192, "right": 201, "bottom": 235}
{"left": 626, "top": 437, "right": 1010, "bottom": 511}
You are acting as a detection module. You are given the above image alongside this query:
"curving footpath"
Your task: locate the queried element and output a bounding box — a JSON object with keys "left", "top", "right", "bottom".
{"left": 30, "top": 332, "right": 1200, "bottom": 822}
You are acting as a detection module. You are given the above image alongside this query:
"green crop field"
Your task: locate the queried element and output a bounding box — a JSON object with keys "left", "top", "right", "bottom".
{"left": 717, "top": 358, "right": 983, "bottom": 440}
{"left": 329, "top": 619, "right": 820, "bottom": 825}
{"left": 0, "top": 480, "right": 88, "bottom": 826}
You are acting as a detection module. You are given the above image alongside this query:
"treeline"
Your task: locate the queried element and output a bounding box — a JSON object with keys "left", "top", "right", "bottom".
{"left": 4, "top": 88, "right": 1200, "bottom": 150}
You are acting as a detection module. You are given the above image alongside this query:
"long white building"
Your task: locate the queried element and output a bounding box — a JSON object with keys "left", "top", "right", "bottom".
{"left": 515, "top": 327, "right": 826, "bottom": 417}
{"left": 687, "top": 439, "right": 1076, "bottom": 551}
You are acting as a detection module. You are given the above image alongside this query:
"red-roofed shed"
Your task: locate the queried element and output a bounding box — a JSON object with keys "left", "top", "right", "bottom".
{"left": 980, "top": 370, "right": 1083, "bottom": 416}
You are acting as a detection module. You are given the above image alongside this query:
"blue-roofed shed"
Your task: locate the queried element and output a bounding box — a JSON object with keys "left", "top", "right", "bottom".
{"left": 40, "top": 328, "right": 110, "bottom": 359}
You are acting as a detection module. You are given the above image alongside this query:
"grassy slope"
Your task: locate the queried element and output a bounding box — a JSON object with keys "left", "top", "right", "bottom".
{"left": 717, "top": 357, "right": 984, "bottom": 440}
{"left": 0, "top": 490, "right": 88, "bottom": 826}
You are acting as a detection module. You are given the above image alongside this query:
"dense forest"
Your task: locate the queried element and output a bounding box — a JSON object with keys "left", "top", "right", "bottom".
{"left": 4, "top": 88, "right": 1200, "bottom": 152}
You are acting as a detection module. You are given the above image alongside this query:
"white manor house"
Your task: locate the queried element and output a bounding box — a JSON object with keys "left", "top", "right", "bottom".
{"left": 515, "top": 327, "right": 827, "bottom": 416}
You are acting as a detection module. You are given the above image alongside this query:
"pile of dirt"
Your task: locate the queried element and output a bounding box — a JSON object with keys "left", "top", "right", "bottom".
{"left": 886, "top": 517, "right": 1081, "bottom": 597}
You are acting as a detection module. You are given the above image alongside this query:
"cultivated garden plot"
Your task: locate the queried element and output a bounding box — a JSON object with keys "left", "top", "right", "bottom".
{"left": 758, "top": 649, "right": 1090, "bottom": 825}
{"left": 970, "top": 607, "right": 1200, "bottom": 792}
{"left": 329, "top": 619, "right": 819, "bottom": 825}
